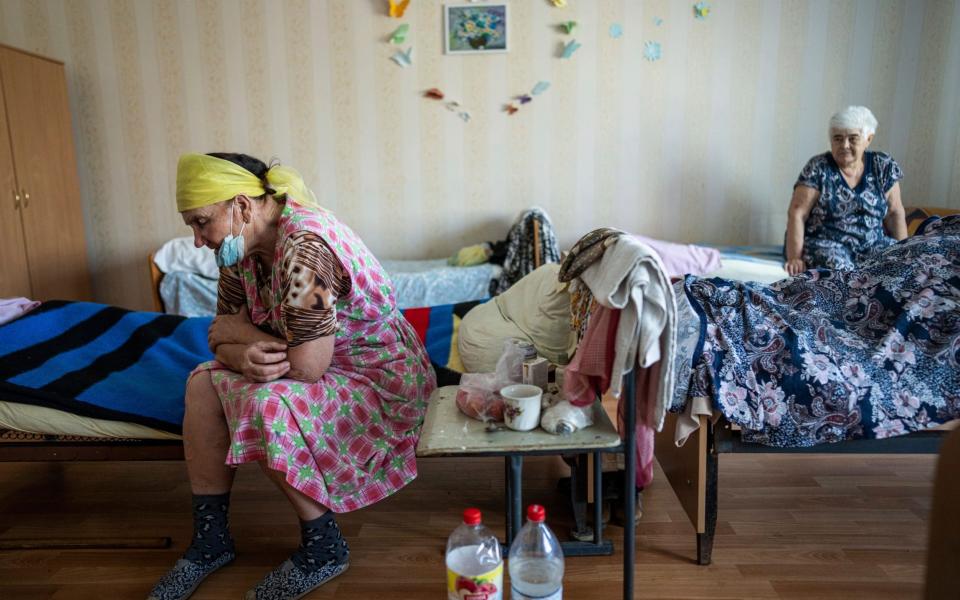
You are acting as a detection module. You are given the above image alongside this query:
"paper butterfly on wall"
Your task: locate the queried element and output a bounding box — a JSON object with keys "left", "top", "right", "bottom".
{"left": 391, "top": 47, "right": 414, "bottom": 68}
{"left": 423, "top": 90, "right": 470, "bottom": 123}
{"left": 504, "top": 81, "right": 550, "bottom": 116}
{"left": 388, "top": 0, "right": 410, "bottom": 19}
{"left": 561, "top": 39, "right": 581, "bottom": 59}
{"left": 389, "top": 24, "right": 409, "bottom": 44}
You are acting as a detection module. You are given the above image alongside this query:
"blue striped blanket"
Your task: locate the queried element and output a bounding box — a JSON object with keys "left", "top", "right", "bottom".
{"left": 0, "top": 299, "right": 475, "bottom": 434}
{"left": 0, "top": 301, "right": 212, "bottom": 433}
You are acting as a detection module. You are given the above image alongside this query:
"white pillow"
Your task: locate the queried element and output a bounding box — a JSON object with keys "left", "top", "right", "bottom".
{"left": 152, "top": 236, "right": 219, "bottom": 279}
{"left": 705, "top": 258, "right": 788, "bottom": 284}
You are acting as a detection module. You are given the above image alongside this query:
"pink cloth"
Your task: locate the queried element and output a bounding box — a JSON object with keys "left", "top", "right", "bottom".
{"left": 632, "top": 234, "right": 721, "bottom": 278}
{"left": 621, "top": 362, "right": 661, "bottom": 489}
{"left": 0, "top": 297, "right": 40, "bottom": 326}
{"left": 565, "top": 304, "right": 665, "bottom": 488}
{"left": 563, "top": 305, "right": 619, "bottom": 407}
{"left": 564, "top": 305, "right": 656, "bottom": 488}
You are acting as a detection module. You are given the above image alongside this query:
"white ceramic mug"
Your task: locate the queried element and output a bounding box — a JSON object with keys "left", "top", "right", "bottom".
{"left": 500, "top": 384, "right": 543, "bottom": 432}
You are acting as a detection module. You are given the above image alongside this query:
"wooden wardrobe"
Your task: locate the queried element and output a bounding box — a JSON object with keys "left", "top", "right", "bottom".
{"left": 0, "top": 44, "right": 90, "bottom": 301}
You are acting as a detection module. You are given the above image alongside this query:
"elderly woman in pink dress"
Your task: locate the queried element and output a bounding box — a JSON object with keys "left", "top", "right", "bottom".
{"left": 148, "top": 153, "right": 435, "bottom": 600}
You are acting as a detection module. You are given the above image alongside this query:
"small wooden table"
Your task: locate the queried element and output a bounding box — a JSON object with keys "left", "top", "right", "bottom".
{"left": 416, "top": 385, "right": 638, "bottom": 599}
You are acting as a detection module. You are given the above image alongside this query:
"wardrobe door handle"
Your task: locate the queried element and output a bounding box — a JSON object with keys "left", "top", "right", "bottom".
{"left": 13, "top": 189, "right": 20, "bottom": 210}
{"left": 21, "top": 189, "right": 30, "bottom": 208}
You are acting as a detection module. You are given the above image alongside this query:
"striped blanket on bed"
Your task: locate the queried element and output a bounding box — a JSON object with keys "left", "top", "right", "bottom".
{"left": 0, "top": 300, "right": 478, "bottom": 433}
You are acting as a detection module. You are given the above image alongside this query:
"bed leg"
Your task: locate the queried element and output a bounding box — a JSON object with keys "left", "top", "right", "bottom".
{"left": 697, "top": 423, "right": 719, "bottom": 565}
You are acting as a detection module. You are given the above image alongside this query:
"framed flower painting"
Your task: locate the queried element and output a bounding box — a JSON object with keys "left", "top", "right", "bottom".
{"left": 444, "top": 3, "right": 509, "bottom": 54}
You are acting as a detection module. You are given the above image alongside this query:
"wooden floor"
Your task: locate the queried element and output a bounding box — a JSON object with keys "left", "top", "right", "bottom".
{"left": 0, "top": 452, "right": 935, "bottom": 599}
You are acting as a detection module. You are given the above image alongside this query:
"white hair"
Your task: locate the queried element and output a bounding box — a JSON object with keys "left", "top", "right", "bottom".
{"left": 829, "top": 106, "right": 878, "bottom": 137}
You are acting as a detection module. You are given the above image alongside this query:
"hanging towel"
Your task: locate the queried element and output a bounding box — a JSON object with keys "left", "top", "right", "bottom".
{"left": 578, "top": 236, "right": 677, "bottom": 432}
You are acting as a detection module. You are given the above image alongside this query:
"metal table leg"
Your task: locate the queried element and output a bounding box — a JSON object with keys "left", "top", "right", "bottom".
{"left": 623, "top": 372, "right": 636, "bottom": 600}
{"left": 594, "top": 450, "right": 603, "bottom": 545}
{"left": 510, "top": 454, "right": 523, "bottom": 541}
{"left": 504, "top": 456, "right": 513, "bottom": 546}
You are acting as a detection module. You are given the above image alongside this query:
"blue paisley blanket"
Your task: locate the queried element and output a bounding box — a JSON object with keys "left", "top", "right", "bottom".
{"left": 674, "top": 216, "right": 960, "bottom": 447}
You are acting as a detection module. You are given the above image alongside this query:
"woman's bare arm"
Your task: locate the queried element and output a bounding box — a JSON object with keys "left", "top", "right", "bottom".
{"left": 285, "top": 335, "right": 335, "bottom": 383}
{"left": 784, "top": 185, "right": 819, "bottom": 275}
{"left": 884, "top": 182, "right": 907, "bottom": 240}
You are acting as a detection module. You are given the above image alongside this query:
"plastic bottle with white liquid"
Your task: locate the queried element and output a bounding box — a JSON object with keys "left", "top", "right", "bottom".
{"left": 508, "top": 504, "right": 564, "bottom": 599}
{"left": 446, "top": 508, "right": 503, "bottom": 600}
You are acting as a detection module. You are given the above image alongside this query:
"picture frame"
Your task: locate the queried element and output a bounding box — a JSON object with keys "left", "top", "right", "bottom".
{"left": 444, "top": 3, "right": 509, "bottom": 55}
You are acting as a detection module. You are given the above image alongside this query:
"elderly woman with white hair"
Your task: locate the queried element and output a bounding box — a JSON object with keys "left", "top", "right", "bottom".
{"left": 784, "top": 106, "right": 908, "bottom": 275}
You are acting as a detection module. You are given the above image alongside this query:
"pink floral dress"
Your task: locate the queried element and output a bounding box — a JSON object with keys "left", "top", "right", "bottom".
{"left": 193, "top": 199, "right": 436, "bottom": 512}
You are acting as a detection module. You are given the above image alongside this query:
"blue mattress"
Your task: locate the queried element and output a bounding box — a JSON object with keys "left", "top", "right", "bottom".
{"left": 379, "top": 259, "right": 498, "bottom": 310}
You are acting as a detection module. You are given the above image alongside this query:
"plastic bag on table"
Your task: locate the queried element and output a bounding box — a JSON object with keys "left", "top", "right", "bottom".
{"left": 540, "top": 399, "right": 594, "bottom": 435}
{"left": 455, "top": 339, "right": 526, "bottom": 422}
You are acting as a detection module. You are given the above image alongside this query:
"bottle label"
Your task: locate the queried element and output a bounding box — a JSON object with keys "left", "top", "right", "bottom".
{"left": 447, "top": 563, "right": 503, "bottom": 600}
{"left": 510, "top": 585, "right": 562, "bottom": 600}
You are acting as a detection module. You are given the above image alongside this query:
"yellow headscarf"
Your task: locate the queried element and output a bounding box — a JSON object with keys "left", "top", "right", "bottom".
{"left": 175, "top": 153, "right": 319, "bottom": 212}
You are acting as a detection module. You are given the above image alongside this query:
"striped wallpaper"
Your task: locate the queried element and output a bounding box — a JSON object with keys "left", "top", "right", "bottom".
{"left": 0, "top": 0, "right": 958, "bottom": 310}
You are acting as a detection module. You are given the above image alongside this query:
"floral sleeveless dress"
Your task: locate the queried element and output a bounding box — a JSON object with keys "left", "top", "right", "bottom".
{"left": 193, "top": 199, "right": 436, "bottom": 512}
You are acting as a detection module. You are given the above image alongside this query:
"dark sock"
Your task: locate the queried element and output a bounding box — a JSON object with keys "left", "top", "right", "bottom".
{"left": 290, "top": 513, "right": 349, "bottom": 572}
{"left": 183, "top": 492, "right": 235, "bottom": 564}
{"left": 147, "top": 493, "right": 236, "bottom": 600}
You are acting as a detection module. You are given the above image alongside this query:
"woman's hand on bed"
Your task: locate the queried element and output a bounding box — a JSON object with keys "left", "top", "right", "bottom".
{"left": 238, "top": 341, "right": 291, "bottom": 383}
{"left": 784, "top": 257, "right": 806, "bottom": 276}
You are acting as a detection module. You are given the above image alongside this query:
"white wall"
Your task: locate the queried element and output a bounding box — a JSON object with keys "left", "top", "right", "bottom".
{"left": 0, "top": 0, "right": 958, "bottom": 309}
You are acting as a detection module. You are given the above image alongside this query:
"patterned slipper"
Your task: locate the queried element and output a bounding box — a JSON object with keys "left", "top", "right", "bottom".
{"left": 146, "top": 550, "right": 235, "bottom": 600}
{"left": 245, "top": 559, "right": 349, "bottom": 600}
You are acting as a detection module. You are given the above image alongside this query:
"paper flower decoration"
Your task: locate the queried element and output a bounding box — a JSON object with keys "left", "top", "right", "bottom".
{"left": 653, "top": 17, "right": 664, "bottom": 26}
{"left": 561, "top": 20, "right": 577, "bottom": 34}
{"left": 609, "top": 23, "right": 623, "bottom": 38}
{"left": 550, "top": 0, "right": 568, "bottom": 7}
{"left": 424, "top": 88, "right": 444, "bottom": 100}
{"left": 643, "top": 41, "right": 662, "bottom": 62}
{"left": 693, "top": 2, "right": 710, "bottom": 19}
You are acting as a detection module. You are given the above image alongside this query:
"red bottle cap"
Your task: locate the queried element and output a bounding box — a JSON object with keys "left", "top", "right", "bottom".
{"left": 463, "top": 508, "right": 482, "bottom": 525}
{"left": 527, "top": 504, "right": 546, "bottom": 522}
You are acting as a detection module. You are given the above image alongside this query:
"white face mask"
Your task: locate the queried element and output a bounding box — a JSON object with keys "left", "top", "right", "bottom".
{"left": 215, "top": 201, "right": 246, "bottom": 268}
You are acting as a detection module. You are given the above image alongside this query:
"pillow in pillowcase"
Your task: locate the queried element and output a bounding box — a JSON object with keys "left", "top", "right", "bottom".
{"left": 631, "top": 234, "right": 721, "bottom": 277}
